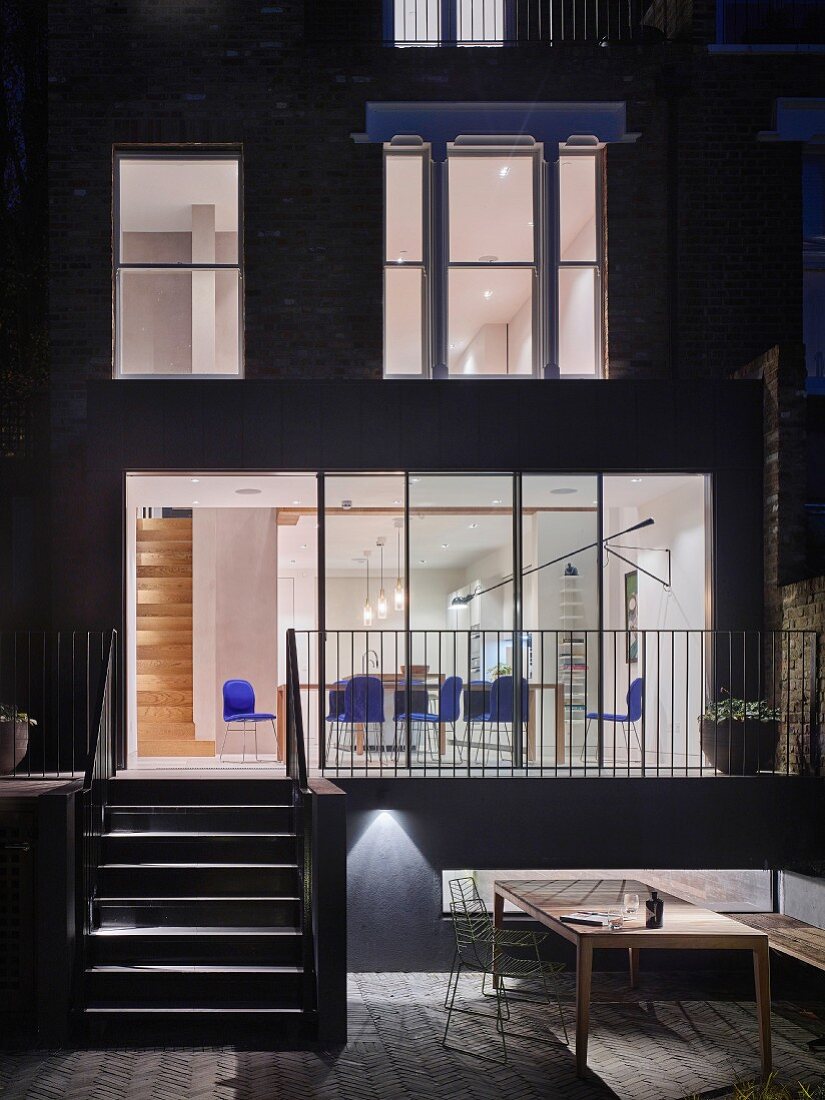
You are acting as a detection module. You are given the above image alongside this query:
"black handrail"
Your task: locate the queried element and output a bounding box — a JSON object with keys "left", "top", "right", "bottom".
{"left": 285, "top": 628, "right": 316, "bottom": 1016}
{"left": 77, "top": 630, "right": 117, "bottom": 999}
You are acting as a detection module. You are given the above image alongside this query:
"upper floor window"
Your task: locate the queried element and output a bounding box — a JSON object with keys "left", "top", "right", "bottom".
{"left": 384, "top": 138, "right": 603, "bottom": 378}
{"left": 391, "top": 0, "right": 505, "bottom": 45}
{"left": 114, "top": 150, "right": 242, "bottom": 378}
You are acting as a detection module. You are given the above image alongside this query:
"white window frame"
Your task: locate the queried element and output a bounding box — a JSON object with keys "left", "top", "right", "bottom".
{"left": 113, "top": 148, "right": 244, "bottom": 380}
{"left": 388, "top": 0, "right": 512, "bottom": 45}
{"left": 383, "top": 137, "right": 604, "bottom": 379}
{"left": 555, "top": 143, "right": 605, "bottom": 379}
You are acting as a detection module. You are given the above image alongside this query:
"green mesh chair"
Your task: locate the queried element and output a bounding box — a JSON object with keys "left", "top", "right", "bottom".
{"left": 443, "top": 880, "right": 568, "bottom": 1063}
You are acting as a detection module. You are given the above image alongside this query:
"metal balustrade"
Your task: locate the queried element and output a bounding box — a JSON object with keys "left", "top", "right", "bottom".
{"left": 287, "top": 628, "right": 819, "bottom": 777}
{"left": 0, "top": 631, "right": 115, "bottom": 779}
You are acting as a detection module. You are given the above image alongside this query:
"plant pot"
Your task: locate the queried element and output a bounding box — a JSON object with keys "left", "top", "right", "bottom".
{"left": 0, "top": 720, "right": 30, "bottom": 774}
{"left": 700, "top": 718, "right": 779, "bottom": 775}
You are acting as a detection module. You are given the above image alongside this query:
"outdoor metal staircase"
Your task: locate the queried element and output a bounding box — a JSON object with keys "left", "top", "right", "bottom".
{"left": 83, "top": 777, "right": 314, "bottom": 1033}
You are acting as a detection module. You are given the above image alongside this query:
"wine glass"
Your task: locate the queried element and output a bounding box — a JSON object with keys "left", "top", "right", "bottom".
{"left": 623, "top": 892, "right": 640, "bottom": 918}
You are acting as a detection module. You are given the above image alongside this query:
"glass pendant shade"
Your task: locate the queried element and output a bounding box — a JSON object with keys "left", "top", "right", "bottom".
{"left": 363, "top": 600, "right": 374, "bottom": 627}
{"left": 377, "top": 588, "right": 388, "bottom": 619}
{"left": 394, "top": 578, "right": 404, "bottom": 611}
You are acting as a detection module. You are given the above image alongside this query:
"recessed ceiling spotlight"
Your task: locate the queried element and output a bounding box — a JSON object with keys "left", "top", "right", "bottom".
{"left": 631, "top": 478, "right": 643, "bottom": 484}
{"left": 441, "top": 543, "right": 449, "bottom": 549}
{"left": 491, "top": 498, "right": 502, "bottom": 505}
{"left": 449, "top": 343, "right": 456, "bottom": 350}
{"left": 479, "top": 254, "right": 498, "bottom": 263}
{"left": 397, "top": 251, "right": 407, "bottom": 264}
{"left": 192, "top": 500, "right": 199, "bottom": 505}
{"left": 300, "top": 544, "right": 307, "bottom": 550}
{"left": 190, "top": 478, "right": 200, "bottom": 484}
{"left": 418, "top": 558, "right": 427, "bottom": 564}
{"left": 527, "top": 221, "right": 534, "bottom": 228}
{"left": 289, "top": 558, "right": 296, "bottom": 565}
{"left": 292, "top": 499, "right": 302, "bottom": 505}
{"left": 235, "top": 487, "right": 262, "bottom": 495}
{"left": 393, "top": 498, "right": 402, "bottom": 505}
{"left": 410, "top": 477, "right": 420, "bottom": 483}
{"left": 550, "top": 487, "right": 577, "bottom": 495}
{"left": 592, "top": 500, "right": 598, "bottom": 505}
{"left": 483, "top": 289, "right": 493, "bottom": 300}
{"left": 498, "top": 165, "right": 510, "bottom": 178}
{"left": 468, "top": 522, "right": 479, "bottom": 529}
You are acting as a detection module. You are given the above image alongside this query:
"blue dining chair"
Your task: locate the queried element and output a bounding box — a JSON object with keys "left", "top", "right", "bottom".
{"left": 394, "top": 676, "right": 464, "bottom": 762}
{"left": 220, "top": 679, "right": 277, "bottom": 762}
{"left": 470, "top": 676, "right": 528, "bottom": 762}
{"left": 582, "top": 676, "right": 645, "bottom": 763}
{"left": 325, "top": 675, "right": 385, "bottom": 759}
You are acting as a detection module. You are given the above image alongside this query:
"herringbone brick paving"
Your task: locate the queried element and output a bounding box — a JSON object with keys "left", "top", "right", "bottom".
{"left": 1, "top": 972, "right": 824, "bottom": 1100}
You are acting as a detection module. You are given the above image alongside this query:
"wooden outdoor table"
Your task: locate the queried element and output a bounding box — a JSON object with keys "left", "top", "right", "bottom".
{"left": 493, "top": 878, "right": 772, "bottom": 1080}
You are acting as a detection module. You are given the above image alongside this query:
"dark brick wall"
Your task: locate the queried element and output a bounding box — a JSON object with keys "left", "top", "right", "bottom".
{"left": 47, "top": 4, "right": 820, "bottom": 400}
{"left": 44, "top": 2, "right": 820, "bottom": 630}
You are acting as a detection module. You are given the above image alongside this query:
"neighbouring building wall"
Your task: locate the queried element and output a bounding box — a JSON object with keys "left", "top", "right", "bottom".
{"left": 738, "top": 346, "right": 825, "bottom": 774}
{"left": 193, "top": 508, "right": 278, "bottom": 752}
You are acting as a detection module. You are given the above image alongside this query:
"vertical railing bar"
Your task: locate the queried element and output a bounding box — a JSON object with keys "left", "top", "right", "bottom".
{"left": 786, "top": 629, "right": 791, "bottom": 776}
{"left": 40, "top": 632, "right": 46, "bottom": 778}
{"left": 670, "top": 631, "right": 675, "bottom": 778}
{"left": 660, "top": 633, "right": 664, "bottom": 778}
{"left": 683, "top": 632, "right": 689, "bottom": 778}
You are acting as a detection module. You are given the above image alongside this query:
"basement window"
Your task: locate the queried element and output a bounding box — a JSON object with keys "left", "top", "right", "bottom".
{"left": 114, "top": 150, "right": 243, "bottom": 378}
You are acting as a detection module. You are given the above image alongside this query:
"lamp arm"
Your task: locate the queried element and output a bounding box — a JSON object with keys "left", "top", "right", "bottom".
{"left": 604, "top": 547, "right": 671, "bottom": 590}
{"left": 452, "top": 518, "right": 655, "bottom": 605}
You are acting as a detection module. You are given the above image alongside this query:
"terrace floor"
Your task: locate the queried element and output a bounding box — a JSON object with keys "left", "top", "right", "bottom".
{"left": 2, "top": 971, "right": 825, "bottom": 1100}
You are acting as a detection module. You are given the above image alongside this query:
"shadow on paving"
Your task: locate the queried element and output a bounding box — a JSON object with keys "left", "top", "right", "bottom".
{"left": 0, "top": 972, "right": 823, "bottom": 1100}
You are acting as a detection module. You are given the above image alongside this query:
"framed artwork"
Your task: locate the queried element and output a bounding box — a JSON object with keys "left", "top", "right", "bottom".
{"left": 624, "top": 570, "right": 638, "bottom": 664}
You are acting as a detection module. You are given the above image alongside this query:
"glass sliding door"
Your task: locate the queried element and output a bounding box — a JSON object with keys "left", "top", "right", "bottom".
{"left": 408, "top": 474, "right": 516, "bottom": 766}
{"left": 602, "top": 474, "right": 709, "bottom": 772}
{"left": 322, "top": 475, "right": 406, "bottom": 766}
{"left": 521, "top": 476, "right": 599, "bottom": 766}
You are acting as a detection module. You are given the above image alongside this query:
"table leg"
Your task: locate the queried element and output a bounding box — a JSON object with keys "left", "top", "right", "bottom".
{"left": 440, "top": 722, "right": 446, "bottom": 755}
{"left": 753, "top": 941, "right": 772, "bottom": 1078}
{"left": 575, "top": 939, "right": 593, "bottom": 1078}
{"left": 493, "top": 891, "right": 504, "bottom": 989}
{"left": 356, "top": 724, "right": 365, "bottom": 756}
{"left": 628, "top": 948, "right": 639, "bottom": 990}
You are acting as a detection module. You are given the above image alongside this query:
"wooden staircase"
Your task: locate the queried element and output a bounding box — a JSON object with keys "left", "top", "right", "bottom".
{"left": 136, "top": 517, "right": 214, "bottom": 758}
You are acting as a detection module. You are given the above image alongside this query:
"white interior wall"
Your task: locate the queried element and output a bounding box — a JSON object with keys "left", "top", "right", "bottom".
{"left": 192, "top": 508, "right": 279, "bottom": 753}
{"left": 508, "top": 295, "right": 532, "bottom": 375}
{"left": 602, "top": 479, "right": 707, "bottom": 766}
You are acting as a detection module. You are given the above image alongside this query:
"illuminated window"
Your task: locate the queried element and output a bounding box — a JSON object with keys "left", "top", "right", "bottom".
{"left": 114, "top": 151, "right": 242, "bottom": 378}
{"left": 384, "top": 138, "right": 603, "bottom": 378}
{"left": 391, "top": 0, "right": 506, "bottom": 45}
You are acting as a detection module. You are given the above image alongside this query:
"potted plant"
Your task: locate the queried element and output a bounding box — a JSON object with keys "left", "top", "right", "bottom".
{"left": 488, "top": 662, "right": 512, "bottom": 680}
{"left": 700, "top": 691, "right": 779, "bottom": 775}
{"left": 0, "top": 705, "right": 36, "bottom": 774}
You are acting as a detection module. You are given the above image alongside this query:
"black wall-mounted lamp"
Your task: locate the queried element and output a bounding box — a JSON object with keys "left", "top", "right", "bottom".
{"left": 450, "top": 517, "right": 655, "bottom": 607}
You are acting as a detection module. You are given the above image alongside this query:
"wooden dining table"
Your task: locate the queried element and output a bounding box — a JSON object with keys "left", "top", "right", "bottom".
{"left": 493, "top": 878, "right": 772, "bottom": 1080}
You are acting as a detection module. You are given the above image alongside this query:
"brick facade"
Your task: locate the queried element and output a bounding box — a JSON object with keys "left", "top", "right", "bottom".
{"left": 36, "top": 1, "right": 825, "bottom": 653}
{"left": 738, "top": 345, "right": 824, "bottom": 773}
